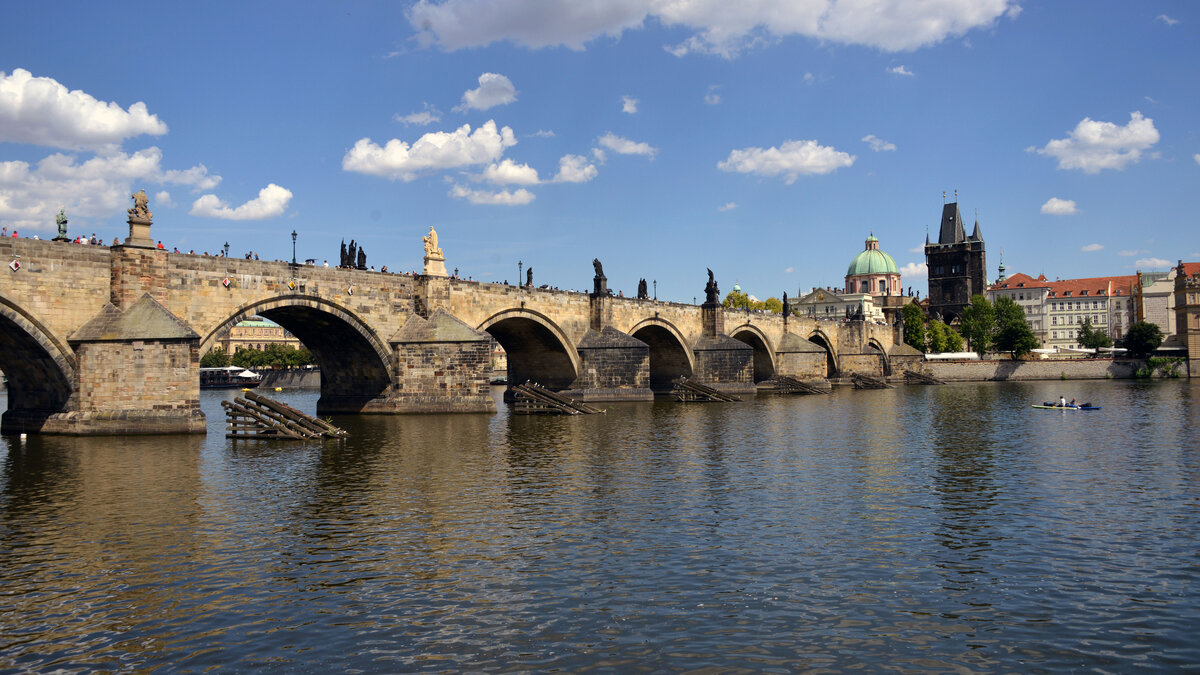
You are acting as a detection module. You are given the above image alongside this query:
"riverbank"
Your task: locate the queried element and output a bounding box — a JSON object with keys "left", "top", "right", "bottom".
{"left": 921, "top": 356, "right": 1188, "bottom": 381}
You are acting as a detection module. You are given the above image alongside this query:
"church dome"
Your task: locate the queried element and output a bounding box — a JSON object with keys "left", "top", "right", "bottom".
{"left": 846, "top": 235, "right": 899, "bottom": 276}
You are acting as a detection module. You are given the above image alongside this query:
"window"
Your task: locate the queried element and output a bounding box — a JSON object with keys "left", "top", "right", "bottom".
{"left": 1052, "top": 331, "right": 1057, "bottom": 339}
{"left": 879, "top": 280, "right": 887, "bottom": 293}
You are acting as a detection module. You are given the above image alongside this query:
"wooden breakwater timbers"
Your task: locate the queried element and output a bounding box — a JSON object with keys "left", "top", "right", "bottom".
{"left": 511, "top": 381, "right": 605, "bottom": 415}
{"left": 672, "top": 377, "right": 742, "bottom": 402}
{"left": 851, "top": 373, "right": 894, "bottom": 390}
{"left": 903, "top": 369, "right": 946, "bottom": 385}
{"left": 768, "top": 375, "right": 830, "bottom": 395}
{"left": 223, "top": 390, "right": 348, "bottom": 439}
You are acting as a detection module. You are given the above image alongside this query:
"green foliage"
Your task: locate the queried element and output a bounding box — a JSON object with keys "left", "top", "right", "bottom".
{"left": 959, "top": 294, "right": 995, "bottom": 357}
{"left": 993, "top": 296, "right": 1039, "bottom": 359}
{"left": 944, "top": 325, "right": 965, "bottom": 353}
{"left": 901, "top": 302, "right": 926, "bottom": 352}
{"left": 231, "top": 343, "right": 316, "bottom": 369}
{"left": 1137, "top": 356, "right": 1183, "bottom": 378}
{"left": 1123, "top": 320, "right": 1163, "bottom": 357}
{"left": 721, "top": 290, "right": 781, "bottom": 313}
{"left": 1077, "top": 318, "right": 1113, "bottom": 350}
{"left": 926, "top": 319, "right": 947, "bottom": 353}
{"left": 200, "top": 346, "right": 231, "bottom": 368}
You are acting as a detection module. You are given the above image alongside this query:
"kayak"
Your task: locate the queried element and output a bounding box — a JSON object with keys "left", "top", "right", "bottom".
{"left": 1032, "top": 402, "right": 1101, "bottom": 411}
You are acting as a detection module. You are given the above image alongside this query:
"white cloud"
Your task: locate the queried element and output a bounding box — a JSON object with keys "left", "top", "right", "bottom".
{"left": 395, "top": 103, "right": 442, "bottom": 125}
{"left": 908, "top": 246, "right": 923, "bottom": 253}
{"left": 553, "top": 154, "right": 598, "bottom": 183}
{"left": 1157, "top": 14, "right": 1179, "bottom": 26}
{"left": 597, "top": 132, "right": 657, "bottom": 159}
{"left": 862, "top": 134, "right": 896, "bottom": 152}
{"left": 1119, "top": 249, "right": 1146, "bottom": 257}
{"left": 455, "top": 72, "right": 517, "bottom": 111}
{"left": 408, "top": 0, "right": 1019, "bottom": 56}
{"left": 591, "top": 147, "right": 607, "bottom": 164}
{"left": 1041, "top": 197, "right": 1078, "bottom": 215}
{"left": 1031, "top": 111, "right": 1159, "bottom": 173}
{"left": 705, "top": 85, "right": 722, "bottom": 104}
{"left": 0, "top": 147, "right": 219, "bottom": 231}
{"left": 622, "top": 95, "right": 638, "bottom": 114}
{"left": 480, "top": 158, "right": 540, "bottom": 185}
{"left": 531, "top": 129, "right": 556, "bottom": 138}
{"left": 717, "top": 202, "right": 737, "bottom": 211}
{"left": 190, "top": 184, "right": 292, "bottom": 220}
{"left": 1081, "top": 243, "right": 1103, "bottom": 252}
{"left": 900, "top": 261, "right": 928, "bottom": 280}
{"left": 449, "top": 183, "right": 535, "bottom": 205}
{"left": 155, "top": 190, "right": 175, "bottom": 208}
{"left": 342, "top": 120, "right": 517, "bottom": 180}
{"left": 718, "top": 139, "right": 854, "bottom": 183}
{"left": 0, "top": 68, "right": 167, "bottom": 150}
{"left": 802, "top": 72, "right": 815, "bottom": 85}
{"left": 887, "top": 65, "right": 915, "bottom": 76}
{"left": 1194, "top": 153, "right": 1200, "bottom": 165}
{"left": 784, "top": 266, "right": 794, "bottom": 274}
{"left": 1135, "top": 257, "right": 1172, "bottom": 269}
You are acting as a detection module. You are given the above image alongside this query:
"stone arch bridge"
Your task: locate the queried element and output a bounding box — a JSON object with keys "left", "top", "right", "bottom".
{"left": 1, "top": 236, "right": 899, "bottom": 435}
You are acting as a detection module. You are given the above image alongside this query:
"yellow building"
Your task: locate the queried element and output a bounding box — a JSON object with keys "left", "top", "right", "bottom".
{"left": 217, "top": 317, "right": 303, "bottom": 353}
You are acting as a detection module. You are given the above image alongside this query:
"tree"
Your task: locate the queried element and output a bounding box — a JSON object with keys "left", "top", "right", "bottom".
{"left": 958, "top": 295, "right": 995, "bottom": 357}
{"left": 200, "top": 346, "right": 231, "bottom": 368}
{"left": 944, "top": 325, "right": 965, "bottom": 353}
{"left": 1077, "top": 318, "right": 1112, "bottom": 351}
{"left": 901, "top": 302, "right": 926, "bottom": 352}
{"left": 1123, "top": 320, "right": 1163, "bottom": 357}
{"left": 993, "top": 296, "right": 1040, "bottom": 359}
{"left": 722, "top": 290, "right": 750, "bottom": 309}
{"left": 762, "top": 297, "right": 783, "bottom": 314}
{"left": 927, "top": 319, "right": 948, "bottom": 353}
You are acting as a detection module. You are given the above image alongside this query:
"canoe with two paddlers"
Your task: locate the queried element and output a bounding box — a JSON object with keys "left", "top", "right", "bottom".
{"left": 1031, "top": 401, "right": 1101, "bottom": 411}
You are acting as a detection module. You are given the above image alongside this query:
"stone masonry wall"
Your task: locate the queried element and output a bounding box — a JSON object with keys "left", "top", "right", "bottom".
{"left": 923, "top": 358, "right": 1142, "bottom": 381}
{"left": 391, "top": 341, "right": 495, "bottom": 413}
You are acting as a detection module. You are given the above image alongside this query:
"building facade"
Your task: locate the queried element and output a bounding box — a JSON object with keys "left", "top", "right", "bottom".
{"left": 1173, "top": 260, "right": 1200, "bottom": 374}
{"left": 925, "top": 202, "right": 987, "bottom": 324}
{"left": 1042, "top": 275, "right": 1137, "bottom": 349}
{"left": 845, "top": 234, "right": 901, "bottom": 297}
{"left": 217, "top": 317, "right": 303, "bottom": 353}
{"left": 987, "top": 272, "right": 1051, "bottom": 345}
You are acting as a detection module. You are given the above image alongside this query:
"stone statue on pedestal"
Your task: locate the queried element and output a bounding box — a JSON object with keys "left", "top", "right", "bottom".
{"left": 704, "top": 268, "right": 719, "bottom": 305}
{"left": 592, "top": 258, "right": 608, "bottom": 296}
{"left": 128, "top": 189, "right": 152, "bottom": 222}
{"left": 357, "top": 246, "right": 367, "bottom": 270}
{"left": 422, "top": 226, "right": 448, "bottom": 277}
{"left": 526, "top": 267, "right": 533, "bottom": 287}
{"left": 54, "top": 208, "right": 69, "bottom": 241}
{"left": 423, "top": 226, "right": 443, "bottom": 258}
{"left": 637, "top": 278, "right": 648, "bottom": 300}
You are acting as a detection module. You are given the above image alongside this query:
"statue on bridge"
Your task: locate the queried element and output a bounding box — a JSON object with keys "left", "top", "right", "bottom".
{"left": 637, "top": 278, "right": 648, "bottom": 300}
{"left": 782, "top": 292, "right": 790, "bottom": 318}
{"left": 526, "top": 266, "right": 533, "bottom": 288}
{"left": 704, "top": 268, "right": 719, "bottom": 305}
{"left": 592, "top": 258, "right": 608, "bottom": 296}
{"left": 423, "top": 226, "right": 443, "bottom": 258}
{"left": 346, "top": 240, "right": 357, "bottom": 268}
{"left": 128, "top": 189, "right": 152, "bottom": 222}
{"left": 54, "top": 208, "right": 69, "bottom": 241}
{"left": 357, "top": 245, "right": 367, "bottom": 270}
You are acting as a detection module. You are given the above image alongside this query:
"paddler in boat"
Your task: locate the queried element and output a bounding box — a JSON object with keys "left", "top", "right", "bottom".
{"left": 1059, "top": 395, "right": 1066, "bottom": 408}
{"left": 1069, "top": 397, "right": 1077, "bottom": 408}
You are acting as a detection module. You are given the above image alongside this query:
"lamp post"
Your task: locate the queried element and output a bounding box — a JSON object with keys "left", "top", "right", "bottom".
{"left": 223, "top": 241, "right": 230, "bottom": 258}
{"left": 291, "top": 230, "right": 297, "bottom": 266}
{"left": 653, "top": 279, "right": 657, "bottom": 300}
{"left": 518, "top": 260, "right": 523, "bottom": 285}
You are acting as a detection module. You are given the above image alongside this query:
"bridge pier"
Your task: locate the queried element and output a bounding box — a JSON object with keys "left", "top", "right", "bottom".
{"left": 558, "top": 291, "right": 652, "bottom": 401}
{"left": 386, "top": 309, "right": 496, "bottom": 413}
{"left": 692, "top": 302, "right": 754, "bottom": 395}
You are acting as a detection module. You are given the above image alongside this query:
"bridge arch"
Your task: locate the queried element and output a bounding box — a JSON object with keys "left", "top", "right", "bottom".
{"left": 0, "top": 296, "right": 76, "bottom": 431}
{"left": 628, "top": 317, "right": 695, "bottom": 394}
{"left": 867, "top": 337, "right": 891, "bottom": 376}
{"left": 807, "top": 329, "right": 839, "bottom": 377}
{"left": 201, "top": 295, "right": 393, "bottom": 412}
{"left": 477, "top": 308, "right": 580, "bottom": 390}
{"left": 729, "top": 323, "right": 777, "bottom": 383}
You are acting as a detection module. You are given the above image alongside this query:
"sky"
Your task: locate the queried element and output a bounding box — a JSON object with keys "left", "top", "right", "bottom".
{"left": 2, "top": 1, "right": 1198, "bottom": 303}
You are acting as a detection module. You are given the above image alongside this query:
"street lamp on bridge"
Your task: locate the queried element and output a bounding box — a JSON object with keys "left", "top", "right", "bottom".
{"left": 653, "top": 279, "right": 657, "bottom": 300}
{"left": 291, "top": 230, "right": 297, "bottom": 266}
{"left": 223, "top": 241, "right": 230, "bottom": 258}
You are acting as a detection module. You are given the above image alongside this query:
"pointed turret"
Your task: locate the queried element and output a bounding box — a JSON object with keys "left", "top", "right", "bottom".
{"left": 969, "top": 219, "right": 983, "bottom": 242}
{"left": 938, "top": 203, "right": 965, "bottom": 244}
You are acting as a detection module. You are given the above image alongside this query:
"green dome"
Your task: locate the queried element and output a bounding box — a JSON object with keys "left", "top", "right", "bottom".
{"left": 846, "top": 248, "right": 898, "bottom": 276}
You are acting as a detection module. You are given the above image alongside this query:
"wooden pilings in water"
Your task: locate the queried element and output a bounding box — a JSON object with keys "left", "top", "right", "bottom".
{"left": 850, "top": 373, "right": 894, "bottom": 389}
{"left": 768, "top": 375, "right": 830, "bottom": 395}
{"left": 671, "top": 377, "right": 742, "bottom": 402}
{"left": 511, "top": 382, "right": 605, "bottom": 415}
{"left": 223, "top": 390, "right": 348, "bottom": 439}
{"left": 903, "top": 369, "right": 946, "bottom": 385}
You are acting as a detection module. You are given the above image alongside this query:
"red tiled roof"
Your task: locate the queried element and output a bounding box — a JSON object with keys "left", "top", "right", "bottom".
{"left": 989, "top": 272, "right": 1050, "bottom": 290}
{"left": 1045, "top": 275, "right": 1138, "bottom": 298}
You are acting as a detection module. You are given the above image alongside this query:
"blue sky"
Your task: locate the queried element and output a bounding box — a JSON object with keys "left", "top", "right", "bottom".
{"left": 2, "top": 2, "right": 1197, "bottom": 303}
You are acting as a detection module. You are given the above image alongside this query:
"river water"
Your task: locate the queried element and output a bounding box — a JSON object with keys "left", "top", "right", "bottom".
{"left": 1, "top": 380, "right": 1198, "bottom": 672}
